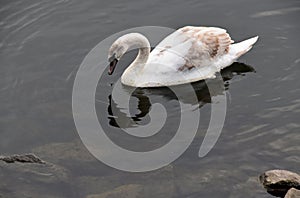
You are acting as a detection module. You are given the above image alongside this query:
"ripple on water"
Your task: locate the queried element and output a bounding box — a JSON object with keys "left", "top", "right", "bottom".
{"left": 0, "top": 0, "right": 69, "bottom": 50}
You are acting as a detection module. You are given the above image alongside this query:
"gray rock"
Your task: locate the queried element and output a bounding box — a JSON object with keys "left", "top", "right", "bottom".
{"left": 259, "top": 170, "right": 300, "bottom": 197}
{"left": 284, "top": 188, "right": 300, "bottom": 198}
{"left": 0, "top": 153, "right": 45, "bottom": 164}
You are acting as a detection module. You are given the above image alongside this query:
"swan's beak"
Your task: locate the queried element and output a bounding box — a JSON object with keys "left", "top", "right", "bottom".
{"left": 108, "top": 58, "right": 118, "bottom": 75}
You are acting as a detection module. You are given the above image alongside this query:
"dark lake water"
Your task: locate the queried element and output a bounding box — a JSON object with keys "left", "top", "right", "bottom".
{"left": 0, "top": 0, "right": 299, "bottom": 197}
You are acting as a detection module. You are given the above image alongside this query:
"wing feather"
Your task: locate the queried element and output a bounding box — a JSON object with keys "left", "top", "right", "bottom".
{"left": 179, "top": 26, "right": 234, "bottom": 58}
{"left": 148, "top": 26, "right": 234, "bottom": 71}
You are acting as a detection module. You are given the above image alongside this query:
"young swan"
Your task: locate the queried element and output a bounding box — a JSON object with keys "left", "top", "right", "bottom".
{"left": 108, "top": 26, "right": 258, "bottom": 87}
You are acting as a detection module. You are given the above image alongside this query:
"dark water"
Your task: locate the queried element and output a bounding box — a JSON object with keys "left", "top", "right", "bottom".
{"left": 0, "top": 0, "right": 299, "bottom": 197}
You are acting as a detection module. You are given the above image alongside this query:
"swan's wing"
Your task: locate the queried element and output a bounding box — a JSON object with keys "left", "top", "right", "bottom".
{"left": 179, "top": 26, "right": 234, "bottom": 58}
{"left": 148, "top": 26, "right": 234, "bottom": 71}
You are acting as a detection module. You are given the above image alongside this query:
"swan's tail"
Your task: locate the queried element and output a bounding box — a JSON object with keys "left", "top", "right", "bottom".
{"left": 230, "top": 36, "right": 259, "bottom": 59}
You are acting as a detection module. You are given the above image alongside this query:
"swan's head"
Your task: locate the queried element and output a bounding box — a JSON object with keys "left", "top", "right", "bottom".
{"left": 107, "top": 33, "right": 150, "bottom": 75}
{"left": 107, "top": 37, "right": 128, "bottom": 75}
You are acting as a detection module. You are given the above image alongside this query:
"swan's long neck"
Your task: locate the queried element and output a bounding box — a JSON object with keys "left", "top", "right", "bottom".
{"left": 120, "top": 33, "right": 151, "bottom": 86}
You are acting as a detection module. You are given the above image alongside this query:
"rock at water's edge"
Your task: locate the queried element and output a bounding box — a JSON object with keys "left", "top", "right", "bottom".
{"left": 259, "top": 170, "right": 300, "bottom": 197}
{"left": 0, "top": 153, "right": 45, "bottom": 164}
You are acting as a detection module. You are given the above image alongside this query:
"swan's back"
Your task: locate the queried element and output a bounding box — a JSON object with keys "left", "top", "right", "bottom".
{"left": 127, "top": 26, "right": 258, "bottom": 87}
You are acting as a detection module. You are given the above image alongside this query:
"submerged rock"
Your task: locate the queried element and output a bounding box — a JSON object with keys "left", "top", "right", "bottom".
{"left": 86, "top": 184, "right": 143, "bottom": 198}
{"left": 79, "top": 165, "right": 175, "bottom": 198}
{"left": 284, "top": 188, "right": 300, "bottom": 198}
{"left": 0, "top": 158, "right": 69, "bottom": 197}
{"left": 259, "top": 170, "right": 300, "bottom": 197}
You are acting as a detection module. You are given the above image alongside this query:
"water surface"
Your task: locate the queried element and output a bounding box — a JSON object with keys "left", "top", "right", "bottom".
{"left": 0, "top": 0, "right": 299, "bottom": 197}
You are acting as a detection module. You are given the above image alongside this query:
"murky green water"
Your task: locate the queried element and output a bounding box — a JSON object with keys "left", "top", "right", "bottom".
{"left": 0, "top": 0, "right": 299, "bottom": 197}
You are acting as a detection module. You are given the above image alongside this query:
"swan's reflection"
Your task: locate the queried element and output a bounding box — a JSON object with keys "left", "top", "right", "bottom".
{"left": 108, "top": 62, "right": 255, "bottom": 128}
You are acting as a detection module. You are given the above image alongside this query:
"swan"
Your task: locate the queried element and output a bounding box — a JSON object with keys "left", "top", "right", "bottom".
{"left": 107, "top": 26, "right": 258, "bottom": 87}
